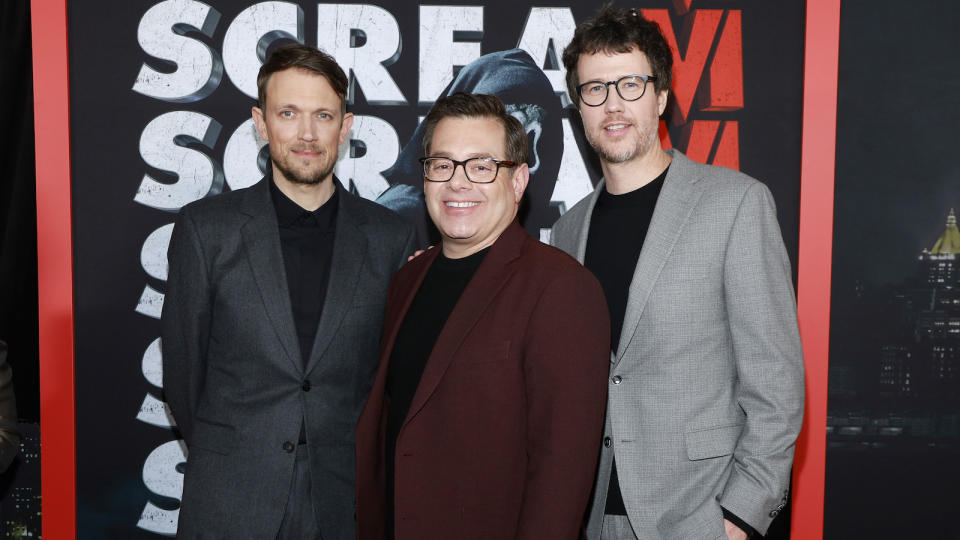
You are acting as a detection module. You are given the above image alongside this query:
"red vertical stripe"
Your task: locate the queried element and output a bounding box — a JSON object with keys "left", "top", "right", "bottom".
{"left": 794, "top": 0, "right": 841, "bottom": 538}
{"left": 31, "top": 0, "right": 76, "bottom": 537}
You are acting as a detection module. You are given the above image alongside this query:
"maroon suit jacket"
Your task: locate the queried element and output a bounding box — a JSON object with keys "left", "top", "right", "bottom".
{"left": 355, "top": 220, "right": 610, "bottom": 540}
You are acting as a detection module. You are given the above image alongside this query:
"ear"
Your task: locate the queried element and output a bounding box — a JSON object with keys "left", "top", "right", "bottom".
{"left": 656, "top": 88, "right": 669, "bottom": 117}
{"left": 338, "top": 112, "right": 355, "bottom": 145}
{"left": 252, "top": 106, "right": 269, "bottom": 141}
{"left": 511, "top": 162, "right": 530, "bottom": 203}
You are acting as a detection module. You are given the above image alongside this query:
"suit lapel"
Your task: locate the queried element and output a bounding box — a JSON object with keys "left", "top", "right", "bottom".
{"left": 240, "top": 179, "right": 302, "bottom": 374}
{"left": 402, "top": 221, "right": 526, "bottom": 428}
{"left": 615, "top": 150, "right": 707, "bottom": 364}
{"left": 571, "top": 186, "right": 604, "bottom": 263}
{"left": 305, "top": 185, "right": 368, "bottom": 375}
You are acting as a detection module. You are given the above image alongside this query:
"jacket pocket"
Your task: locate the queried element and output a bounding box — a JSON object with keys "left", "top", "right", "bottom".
{"left": 190, "top": 417, "right": 237, "bottom": 455}
{"left": 684, "top": 423, "right": 743, "bottom": 461}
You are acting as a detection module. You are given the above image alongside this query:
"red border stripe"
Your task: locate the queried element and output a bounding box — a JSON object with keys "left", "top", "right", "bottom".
{"left": 31, "top": 0, "right": 76, "bottom": 537}
{"left": 793, "top": 0, "right": 841, "bottom": 538}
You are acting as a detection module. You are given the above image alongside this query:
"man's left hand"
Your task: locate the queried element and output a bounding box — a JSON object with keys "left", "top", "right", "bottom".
{"left": 724, "top": 519, "right": 748, "bottom": 540}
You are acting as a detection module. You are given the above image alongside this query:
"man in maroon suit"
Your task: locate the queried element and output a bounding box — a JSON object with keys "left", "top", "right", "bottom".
{"left": 355, "top": 92, "right": 610, "bottom": 540}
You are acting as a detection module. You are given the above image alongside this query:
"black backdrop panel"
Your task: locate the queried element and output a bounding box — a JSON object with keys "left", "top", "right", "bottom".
{"left": 827, "top": 2, "right": 960, "bottom": 538}
{"left": 68, "top": 1, "right": 803, "bottom": 536}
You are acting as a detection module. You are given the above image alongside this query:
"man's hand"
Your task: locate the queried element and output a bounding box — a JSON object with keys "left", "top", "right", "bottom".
{"left": 407, "top": 245, "right": 433, "bottom": 262}
{"left": 724, "top": 519, "right": 748, "bottom": 540}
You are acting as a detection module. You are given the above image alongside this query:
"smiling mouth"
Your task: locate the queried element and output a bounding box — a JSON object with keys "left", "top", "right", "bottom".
{"left": 604, "top": 123, "right": 630, "bottom": 131}
{"left": 445, "top": 201, "right": 480, "bottom": 208}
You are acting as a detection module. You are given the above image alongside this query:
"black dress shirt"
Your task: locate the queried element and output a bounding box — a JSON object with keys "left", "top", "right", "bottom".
{"left": 269, "top": 177, "right": 339, "bottom": 367}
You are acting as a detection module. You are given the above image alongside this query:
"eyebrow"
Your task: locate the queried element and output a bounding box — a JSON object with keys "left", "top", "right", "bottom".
{"left": 428, "top": 151, "right": 498, "bottom": 159}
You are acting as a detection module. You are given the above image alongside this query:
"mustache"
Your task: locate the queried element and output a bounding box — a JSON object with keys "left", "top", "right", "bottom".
{"left": 289, "top": 144, "right": 323, "bottom": 154}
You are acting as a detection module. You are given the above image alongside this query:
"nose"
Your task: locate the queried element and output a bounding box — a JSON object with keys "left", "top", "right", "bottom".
{"left": 299, "top": 117, "right": 317, "bottom": 142}
{"left": 448, "top": 163, "right": 473, "bottom": 190}
{"left": 603, "top": 85, "right": 625, "bottom": 113}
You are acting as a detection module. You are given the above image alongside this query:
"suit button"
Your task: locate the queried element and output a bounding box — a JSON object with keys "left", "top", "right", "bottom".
{"left": 603, "top": 437, "right": 612, "bottom": 448}
{"left": 301, "top": 380, "right": 311, "bottom": 392}
{"left": 283, "top": 441, "right": 295, "bottom": 453}
{"left": 612, "top": 376, "right": 622, "bottom": 385}
{"left": 769, "top": 510, "right": 778, "bottom": 518}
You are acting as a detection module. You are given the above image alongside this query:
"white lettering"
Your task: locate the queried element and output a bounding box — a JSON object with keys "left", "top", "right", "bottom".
{"left": 223, "top": 1, "right": 304, "bottom": 99}
{"left": 142, "top": 224, "right": 174, "bottom": 281}
{"left": 517, "top": 7, "right": 577, "bottom": 105}
{"left": 418, "top": 6, "right": 483, "bottom": 104}
{"left": 135, "top": 111, "right": 222, "bottom": 212}
{"left": 335, "top": 115, "right": 398, "bottom": 200}
{"left": 136, "top": 285, "right": 165, "bottom": 320}
{"left": 552, "top": 118, "right": 595, "bottom": 215}
{"left": 137, "top": 440, "right": 188, "bottom": 535}
{"left": 317, "top": 4, "right": 405, "bottom": 105}
{"left": 224, "top": 118, "right": 269, "bottom": 190}
{"left": 132, "top": 0, "right": 223, "bottom": 102}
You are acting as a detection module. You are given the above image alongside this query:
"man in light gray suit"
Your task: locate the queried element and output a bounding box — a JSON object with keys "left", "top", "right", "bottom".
{"left": 552, "top": 7, "right": 804, "bottom": 540}
{"left": 162, "top": 44, "right": 415, "bottom": 539}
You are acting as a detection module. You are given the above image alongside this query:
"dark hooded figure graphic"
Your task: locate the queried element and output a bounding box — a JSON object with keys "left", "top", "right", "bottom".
{"left": 376, "top": 49, "right": 563, "bottom": 245}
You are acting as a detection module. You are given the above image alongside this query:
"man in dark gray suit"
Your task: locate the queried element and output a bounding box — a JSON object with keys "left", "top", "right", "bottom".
{"left": 162, "top": 44, "right": 415, "bottom": 539}
{"left": 552, "top": 7, "right": 804, "bottom": 540}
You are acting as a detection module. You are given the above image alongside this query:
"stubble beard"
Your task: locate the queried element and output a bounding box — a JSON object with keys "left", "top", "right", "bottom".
{"left": 272, "top": 145, "right": 336, "bottom": 185}
{"left": 586, "top": 120, "right": 659, "bottom": 165}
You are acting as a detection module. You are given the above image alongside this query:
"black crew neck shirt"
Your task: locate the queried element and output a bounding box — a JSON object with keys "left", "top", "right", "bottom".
{"left": 584, "top": 166, "right": 668, "bottom": 516}
{"left": 384, "top": 247, "right": 489, "bottom": 537}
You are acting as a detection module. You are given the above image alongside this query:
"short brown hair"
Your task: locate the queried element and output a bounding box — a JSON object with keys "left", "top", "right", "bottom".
{"left": 562, "top": 4, "right": 673, "bottom": 105}
{"left": 422, "top": 93, "right": 528, "bottom": 164}
{"left": 256, "top": 43, "right": 348, "bottom": 111}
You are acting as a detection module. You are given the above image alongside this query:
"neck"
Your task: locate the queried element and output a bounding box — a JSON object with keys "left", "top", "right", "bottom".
{"left": 272, "top": 169, "right": 335, "bottom": 211}
{"left": 601, "top": 147, "right": 672, "bottom": 195}
{"left": 441, "top": 239, "right": 495, "bottom": 260}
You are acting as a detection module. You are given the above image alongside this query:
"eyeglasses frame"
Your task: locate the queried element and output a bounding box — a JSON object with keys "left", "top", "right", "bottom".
{"left": 576, "top": 74, "right": 658, "bottom": 107}
{"left": 419, "top": 156, "right": 518, "bottom": 184}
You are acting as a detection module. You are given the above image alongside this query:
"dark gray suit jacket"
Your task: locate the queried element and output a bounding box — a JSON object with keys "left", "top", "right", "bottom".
{"left": 162, "top": 178, "right": 415, "bottom": 539}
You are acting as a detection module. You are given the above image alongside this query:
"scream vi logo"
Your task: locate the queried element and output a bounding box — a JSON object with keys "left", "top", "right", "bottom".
{"left": 131, "top": 1, "right": 744, "bottom": 535}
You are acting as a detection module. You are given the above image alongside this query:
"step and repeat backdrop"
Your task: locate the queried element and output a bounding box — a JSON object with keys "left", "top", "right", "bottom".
{"left": 66, "top": 1, "right": 803, "bottom": 536}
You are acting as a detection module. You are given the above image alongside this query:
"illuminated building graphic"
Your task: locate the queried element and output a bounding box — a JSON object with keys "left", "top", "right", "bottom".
{"left": 0, "top": 424, "right": 41, "bottom": 538}
{"left": 829, "top": 209, "right": 960, "bottom": 445}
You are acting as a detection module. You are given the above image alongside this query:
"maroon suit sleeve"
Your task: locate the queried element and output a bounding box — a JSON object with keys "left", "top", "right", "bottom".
{"left": 516, "top": 267, "right": 610, "bottom": 539}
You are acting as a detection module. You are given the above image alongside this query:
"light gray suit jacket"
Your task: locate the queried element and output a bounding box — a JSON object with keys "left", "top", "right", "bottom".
{"left": 162, "top": 177, "right": 415, "bottom": 539}
{"left": 551, "top": 150, "right": 804, "bottom": 539}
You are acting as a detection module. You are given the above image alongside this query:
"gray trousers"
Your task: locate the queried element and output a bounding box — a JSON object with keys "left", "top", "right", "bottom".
{"left": 276, "top": 444, "right": 322, "bottom": 540}
{"left": 600, "top": 514, "right": 639, "bottom": 540}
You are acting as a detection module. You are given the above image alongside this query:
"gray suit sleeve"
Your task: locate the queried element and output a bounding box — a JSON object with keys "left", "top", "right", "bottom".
{"left": 161, "top": 209, "right": 212, "bottom": 444}
{"left": 0, "top": 340, "right": 20, "bottom": 472}
{"left": 718, "top": 182, "right": 804, "bottom": 534}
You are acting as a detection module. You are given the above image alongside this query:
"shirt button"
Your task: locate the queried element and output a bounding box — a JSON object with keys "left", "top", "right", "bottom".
{"left": 612, "top": 376, "right": 622, "bottom": 385}
{"left": 301, "top": 380, "right": 311, "bottom": 392}
{"left": 283, "top": 441, "right": 295, "bottom": 453}
{"left": 603, "top": 437, "right": 612, "bottom": 448}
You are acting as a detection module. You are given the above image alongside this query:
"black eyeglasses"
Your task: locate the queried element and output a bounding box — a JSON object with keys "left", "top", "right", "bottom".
{"left": 576, "top": 74, "right": 657, "bottom": 107}
{"left": 419, "top": 157, "right": 517, "bottom": 184}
